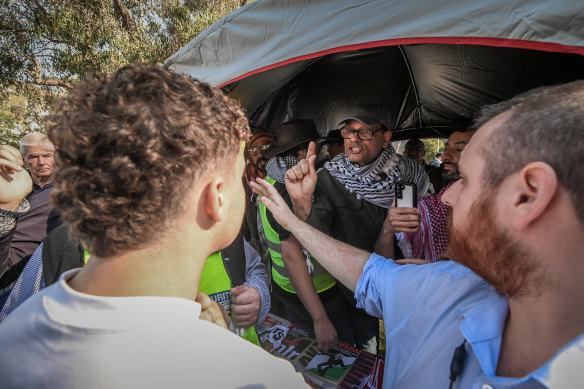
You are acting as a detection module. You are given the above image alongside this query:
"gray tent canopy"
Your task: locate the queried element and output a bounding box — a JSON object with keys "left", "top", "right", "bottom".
{"left": 167, "top": 0, "right": 584, "bottom": 140}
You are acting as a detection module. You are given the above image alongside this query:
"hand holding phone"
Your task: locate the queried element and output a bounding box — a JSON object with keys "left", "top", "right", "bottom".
{"left": 394, "top": 181, "right": 417, "bottom": 208}
{"left": 389, "top": 182, "right": 420, "bottom": 233}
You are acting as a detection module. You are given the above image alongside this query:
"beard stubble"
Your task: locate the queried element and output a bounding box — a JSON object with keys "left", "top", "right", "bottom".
{"left": 448, "top": 190, "right": 550, "bottom": 298}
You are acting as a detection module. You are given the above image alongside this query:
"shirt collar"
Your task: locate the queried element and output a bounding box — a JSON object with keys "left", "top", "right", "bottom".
{"left": 44, "top": 269, "right": 202, "bottom": 330}
{"left": 461, "top": 291, "right": 584, "bottom": 385}
{"left": 530, "top": 331, "right": 584, "bottom": 387}
{"left": 460, "top": 286, "right": 508, "bottom": 375}
{"left": 32, "top": 181, "right": 54, "bottom": 192}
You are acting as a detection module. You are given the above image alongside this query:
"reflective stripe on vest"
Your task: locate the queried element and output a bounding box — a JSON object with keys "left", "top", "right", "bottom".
{"left": 258, "top": 177, "right": 336, "bottom": 294}
{"left": 200, "top": 251, "right": 260, "bottom": 346}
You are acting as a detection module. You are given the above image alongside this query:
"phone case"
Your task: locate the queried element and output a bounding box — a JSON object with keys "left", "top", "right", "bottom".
{"left": 395, "top": 182, "right": 417, "bottom": 208}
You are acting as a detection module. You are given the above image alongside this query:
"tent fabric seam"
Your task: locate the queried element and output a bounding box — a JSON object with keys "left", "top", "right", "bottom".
{"left": 218, "top": 36, "right": 584, "bottom": 88}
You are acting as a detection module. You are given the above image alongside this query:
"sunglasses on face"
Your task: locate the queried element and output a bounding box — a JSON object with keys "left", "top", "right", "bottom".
{"left": 248, "top": 143, "right": 273, "bottom": 156}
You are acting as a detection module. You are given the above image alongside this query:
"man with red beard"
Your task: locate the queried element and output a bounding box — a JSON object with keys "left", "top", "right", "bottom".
{"left": 250, "top": 80, "right": 584, "bottom": 388}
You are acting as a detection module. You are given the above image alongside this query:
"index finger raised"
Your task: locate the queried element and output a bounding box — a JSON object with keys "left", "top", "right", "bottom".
{"left": 307, "top": 141, "right": 316, "bottom": 160}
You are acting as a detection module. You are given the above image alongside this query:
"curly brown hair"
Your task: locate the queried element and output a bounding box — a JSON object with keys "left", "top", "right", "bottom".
{"left": 47, "top": 64, "right": 250, "bottom": 257}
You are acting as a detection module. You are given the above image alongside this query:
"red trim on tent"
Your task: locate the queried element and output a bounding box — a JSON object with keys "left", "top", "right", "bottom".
{"left": 218, "top": 36, "right": 584, "bottom": 87}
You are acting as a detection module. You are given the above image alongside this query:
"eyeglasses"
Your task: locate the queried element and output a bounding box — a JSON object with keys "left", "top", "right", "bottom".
{"left": 340, "top": 127, "right": 383, "bottom": 141}
{"left": 248, "top": 143, "right": 273, "bottom": 156}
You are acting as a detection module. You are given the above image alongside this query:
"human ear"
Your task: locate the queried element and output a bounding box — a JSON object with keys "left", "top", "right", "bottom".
{"left": 510, "top": 162, "right": 557, "bottom": 231}
{"left": 383, "top": 130, "right": 392, "bottom": 148}
{"left": 203, "top": 177, "right": 225, "bottom": 222}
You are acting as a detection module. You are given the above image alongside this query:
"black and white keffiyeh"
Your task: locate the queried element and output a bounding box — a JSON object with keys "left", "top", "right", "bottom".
{"left": 265, "top": 155, "right": 300, "bottom": 184}
{"left": 324, "top": 146, "right": 428, "bottom": 209}
{"left": 0, "top": 199, "right": 30, "bottom": 236}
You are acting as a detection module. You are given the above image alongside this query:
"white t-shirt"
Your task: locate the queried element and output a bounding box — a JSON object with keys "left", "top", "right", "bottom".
{"left": 0, "top": 269, "right": 307, "bottom": 389}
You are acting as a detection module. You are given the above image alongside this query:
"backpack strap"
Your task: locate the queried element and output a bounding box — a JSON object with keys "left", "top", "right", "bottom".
{"left": 42, "top": 223, "right": 84, "bottom": 286}
{"left": 221, "top": 230, "right": 246, "bottom": 287}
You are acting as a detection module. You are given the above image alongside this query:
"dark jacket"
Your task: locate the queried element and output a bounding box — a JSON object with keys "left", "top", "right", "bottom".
{"left": 0, "top": 183, "right": 61, "bottom": 287}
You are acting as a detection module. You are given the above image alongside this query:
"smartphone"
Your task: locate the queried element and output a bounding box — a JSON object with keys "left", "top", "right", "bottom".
{"left": 395, "top": 182, "right": 417, "bottom": 208}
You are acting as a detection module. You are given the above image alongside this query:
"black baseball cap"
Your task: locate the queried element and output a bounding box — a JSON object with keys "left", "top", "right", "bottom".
{"left": 337, "top": 104, "right": 392, "bottom": 131}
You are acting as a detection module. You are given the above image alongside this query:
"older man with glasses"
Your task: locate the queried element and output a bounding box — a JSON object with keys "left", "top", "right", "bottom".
{"left": 286, "top": 106, "right": 430, "bottom": 354}
{"left": 0, "top": 133, "right": 62, "bottom": 306}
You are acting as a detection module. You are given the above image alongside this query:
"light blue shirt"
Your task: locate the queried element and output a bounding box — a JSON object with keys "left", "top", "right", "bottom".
{"left": 355, "top": 254, "right": 584, "bottom": 388}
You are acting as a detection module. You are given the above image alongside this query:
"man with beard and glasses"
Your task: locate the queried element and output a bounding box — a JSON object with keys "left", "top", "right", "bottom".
{"left": 259, "top": 119, "right": 353, "bottom": 352}
{"left": 389, "top": 128, "right": 475, "bottom": 262}
{"left": 244, "top": 131, "right": 276, "bottom": 183}
{"left": 243, "top": 131, "right": 276, "bottom": 271}
{"left": 288, "top": 106, "right": 430, "bottom": 354}
{"left": 250, "top": 80, "right": 584, "bottom": 388}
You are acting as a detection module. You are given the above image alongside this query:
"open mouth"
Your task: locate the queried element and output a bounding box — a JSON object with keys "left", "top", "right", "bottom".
{"left": 347, "top": 144, "right": 361, "bottom": 153}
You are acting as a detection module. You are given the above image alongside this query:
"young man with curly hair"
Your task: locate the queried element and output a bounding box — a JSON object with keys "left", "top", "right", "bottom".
{"left": 0, "top": 65, "right": 306, "bottom": 388}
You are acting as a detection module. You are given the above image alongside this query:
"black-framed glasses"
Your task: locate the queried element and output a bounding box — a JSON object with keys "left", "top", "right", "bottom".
{"left": 248, "top": 143, "right": 273, "bottom": 156}
{"left": 340, "top": 127, "right": 382, "bottom": 141}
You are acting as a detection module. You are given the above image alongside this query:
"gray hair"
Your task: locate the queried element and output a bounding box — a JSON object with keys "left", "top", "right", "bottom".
{"left": 19, "top": 132, "right": 54, "bottom": 156}
{"left": 476, "top": 80, "right": 584, "bottom": 222}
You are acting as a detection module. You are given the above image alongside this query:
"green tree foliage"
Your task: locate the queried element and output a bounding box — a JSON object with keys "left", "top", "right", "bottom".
{"left": 0, "top": 84, "right": 57, "bottom": 147}
{"left": 422, "top": 138, "right": 445, "bottom": 163}
{"left": 0, "top": 0, "right": 248, "bottom": 141}
{"left": 0, "top": 92, "right": 29, "bottom": 148}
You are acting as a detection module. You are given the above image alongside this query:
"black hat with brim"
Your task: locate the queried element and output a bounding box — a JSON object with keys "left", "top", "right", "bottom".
{"left": 266, "top": 119, "right": 324, "bottom": 158}
{"left": 325, "top": 129, "right": 344, "bottom": 144}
